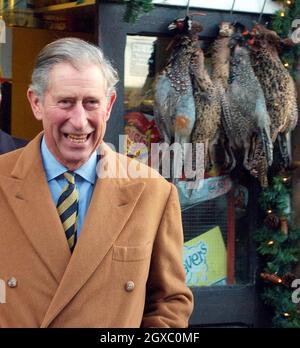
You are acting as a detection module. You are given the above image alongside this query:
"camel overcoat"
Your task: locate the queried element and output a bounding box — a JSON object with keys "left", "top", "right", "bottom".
{"left": 0, "top": 133, "right": 193, "bottom": 327}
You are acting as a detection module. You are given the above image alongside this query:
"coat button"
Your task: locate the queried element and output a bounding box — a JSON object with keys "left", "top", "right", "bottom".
{"left": 125, "top": 280, "right": 135, "bottom": 292}
{"left": 7, "top": 277, "right": 17, "bottom": 288}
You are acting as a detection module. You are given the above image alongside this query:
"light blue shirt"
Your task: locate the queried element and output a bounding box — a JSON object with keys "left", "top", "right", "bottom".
{"left": 41, "top": 137, "right": 97, "bottom": 237}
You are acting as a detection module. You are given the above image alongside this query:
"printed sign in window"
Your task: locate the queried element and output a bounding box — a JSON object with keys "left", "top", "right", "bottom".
{"left": 183, "top": 226, "right": 227, "bottom": 286}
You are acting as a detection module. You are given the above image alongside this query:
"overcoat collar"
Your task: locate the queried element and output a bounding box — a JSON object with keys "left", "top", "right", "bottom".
{"left": 0, "top": 132, "right": 145, "bottom": 327}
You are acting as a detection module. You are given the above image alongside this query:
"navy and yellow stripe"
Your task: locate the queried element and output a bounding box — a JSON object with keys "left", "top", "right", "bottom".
{"left": 57, "top": 171, "right": 78, "bottom": 252}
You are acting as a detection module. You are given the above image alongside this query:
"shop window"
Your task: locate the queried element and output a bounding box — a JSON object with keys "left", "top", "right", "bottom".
{"left": 123, "top": 34, "right": 252, "bottom": 288}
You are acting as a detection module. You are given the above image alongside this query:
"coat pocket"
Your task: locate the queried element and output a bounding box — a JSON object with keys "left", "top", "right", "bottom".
{"left": 112, "top": 242, "right": 152, "bottom": 262}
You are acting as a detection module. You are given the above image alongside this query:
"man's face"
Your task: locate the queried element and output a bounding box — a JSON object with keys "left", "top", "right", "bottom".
{"left": 27, "top": 62, "right": 116, "bottom": 170}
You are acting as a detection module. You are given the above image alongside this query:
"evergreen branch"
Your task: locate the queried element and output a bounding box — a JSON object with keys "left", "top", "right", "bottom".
{"left": 122, "top": 0, "right": 154, "bottom": 23}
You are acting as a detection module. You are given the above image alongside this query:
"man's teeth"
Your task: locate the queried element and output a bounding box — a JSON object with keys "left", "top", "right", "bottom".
{"left": 67, "top": 134, "right": 88, "bottom": 143}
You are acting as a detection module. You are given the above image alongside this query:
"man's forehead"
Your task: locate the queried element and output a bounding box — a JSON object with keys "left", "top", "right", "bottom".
{"left": 48, "top": 63, "right": 106, "bottom": 87}
{"left": 49, "top": 62, "right": 103, "bottom": 78}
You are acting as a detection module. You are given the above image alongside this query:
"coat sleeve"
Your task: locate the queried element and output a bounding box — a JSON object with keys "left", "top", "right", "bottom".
{"left": 141, "top": 183, "right": 194, "bottom": 328}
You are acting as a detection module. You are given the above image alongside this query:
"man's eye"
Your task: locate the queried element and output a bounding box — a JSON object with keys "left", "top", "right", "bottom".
{"left": 84, "top": 100, "right": 99, "bottom": 110}
{"left": 58, "top": 100, "right": 73, "bottom": 108}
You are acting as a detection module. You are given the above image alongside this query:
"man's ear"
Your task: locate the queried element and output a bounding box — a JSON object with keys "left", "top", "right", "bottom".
{"left": 27, "top": 89, "right": 43, "bottom": 121}
{"left": 104, "top": 91, "right": 117, "bottom": 122}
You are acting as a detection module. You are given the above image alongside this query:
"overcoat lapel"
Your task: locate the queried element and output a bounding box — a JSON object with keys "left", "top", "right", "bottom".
{"left": 0, "top": 133, "right": 71, "bottom": 283}
{"left": 41, "top": 144, "right": 145, "bottom": 327}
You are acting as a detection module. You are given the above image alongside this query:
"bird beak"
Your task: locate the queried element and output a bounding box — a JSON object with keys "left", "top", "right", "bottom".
{"left": 168, "top": 23, "right": 177, "bottom": 30}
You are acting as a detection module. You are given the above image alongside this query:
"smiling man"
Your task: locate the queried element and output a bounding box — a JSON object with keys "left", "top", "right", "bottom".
{"left": 28, "top": 61, "right": 115, "bottom": 171}
{"left": 0, "top": 38, "right": 193, "bottom": 328}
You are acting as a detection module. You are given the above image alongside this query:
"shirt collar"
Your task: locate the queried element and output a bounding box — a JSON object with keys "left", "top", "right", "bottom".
{"left": 41, "top": 136, "right": 97, "bottom": 184}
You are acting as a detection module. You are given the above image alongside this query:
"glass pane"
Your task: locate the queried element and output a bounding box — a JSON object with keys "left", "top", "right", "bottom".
{"left": 124, "top": 35, "right": 157, "bottom": 112}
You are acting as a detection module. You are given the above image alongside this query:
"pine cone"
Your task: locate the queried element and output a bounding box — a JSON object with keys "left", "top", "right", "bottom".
{"left": 280, "top": 218, "right": 288, "bottom": 235}
{"left": 264, "top": 213, "right": 280, "bottom": 230}
{"left": 282, "top": 272, "right": 297, "bottom": 288}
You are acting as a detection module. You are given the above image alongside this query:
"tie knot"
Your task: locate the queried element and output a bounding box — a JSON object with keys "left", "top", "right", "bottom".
{"left": 64, "top": 171, "right": 75, "bottom": 185}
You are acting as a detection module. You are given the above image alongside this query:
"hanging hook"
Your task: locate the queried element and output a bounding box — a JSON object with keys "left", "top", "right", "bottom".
{"left": 186, "top": 0, "right": 191, "bottom": 16}
{"left": 185, "top": 0, "right": 206, "bottom": 18}
{"left": 230, "top": 0, "right": 236, "bottom": 23}
{"left": 258, "top": 0, "right": 268, "bottom": 24}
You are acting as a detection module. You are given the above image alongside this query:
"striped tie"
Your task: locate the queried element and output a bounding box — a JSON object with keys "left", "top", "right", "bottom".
{"left": 57, "top": 171, "right": 78, "bottom": 252}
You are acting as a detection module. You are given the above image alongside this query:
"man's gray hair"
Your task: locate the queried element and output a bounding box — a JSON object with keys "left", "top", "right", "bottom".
{"left": 29, "top": 37, "right": 119, "bottom": 99}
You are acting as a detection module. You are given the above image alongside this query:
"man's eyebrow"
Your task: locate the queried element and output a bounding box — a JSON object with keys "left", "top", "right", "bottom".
{"left": 55, "top": 94, "right": 77, "bottom": 99}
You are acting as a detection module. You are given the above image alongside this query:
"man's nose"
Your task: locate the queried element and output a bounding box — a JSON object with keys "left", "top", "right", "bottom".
{"left": 70, "top": 103, "right": 88, "bottom": 130}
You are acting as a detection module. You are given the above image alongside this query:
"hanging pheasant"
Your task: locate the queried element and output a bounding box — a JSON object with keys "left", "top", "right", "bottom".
{"left": 211, "top": 21, "right": 235, "bottom": 89}
{"left": 223, "top": 43, "right": 273, "bottom": 186}
{"left": 154, "top": 16, "right": 203, "bottom": 179}
{"left": 250, "top": 24, "right": 298, "bottom": 168}
{"left": 190, "top": 47, "right": 221, "bottom": 170}
{"left": 210, "top": 21, "right": 237, "bottom": 171}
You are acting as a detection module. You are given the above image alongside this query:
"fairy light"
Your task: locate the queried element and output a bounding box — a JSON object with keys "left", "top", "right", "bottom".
{"left": 267, "top": 209, "right": 273, "bottom": 214}
{"left": 286, "top": 0, "right": 292, "bottom": 5}
{"left": 284, "top": 62, "right": 289, "bottom": 68}
{"left": 267, "top": 240, "right": 274, "bottom": 246}
{"left": 283, "top": 312, "right": 290, "bottom": 317}
{"left": 280, "top": 11, "right": 285, "bottom": 17}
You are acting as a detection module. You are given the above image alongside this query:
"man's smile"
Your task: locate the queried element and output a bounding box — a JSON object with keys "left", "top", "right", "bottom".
{"left": 63, "top": 133, "right": 92, "bottom": 143}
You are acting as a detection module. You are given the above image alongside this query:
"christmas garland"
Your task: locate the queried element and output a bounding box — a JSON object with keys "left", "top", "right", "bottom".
{"left": 122, "top": 0, "right": 154, "bottom": 22}
{"left": 254, "top": 175, "right": 300, "bottom": 327}
{"left": 270, "top": 0, "right": 300, "bottom": 76}
{"left": 253, "top": 0, "right": 300, "bottom": 328}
